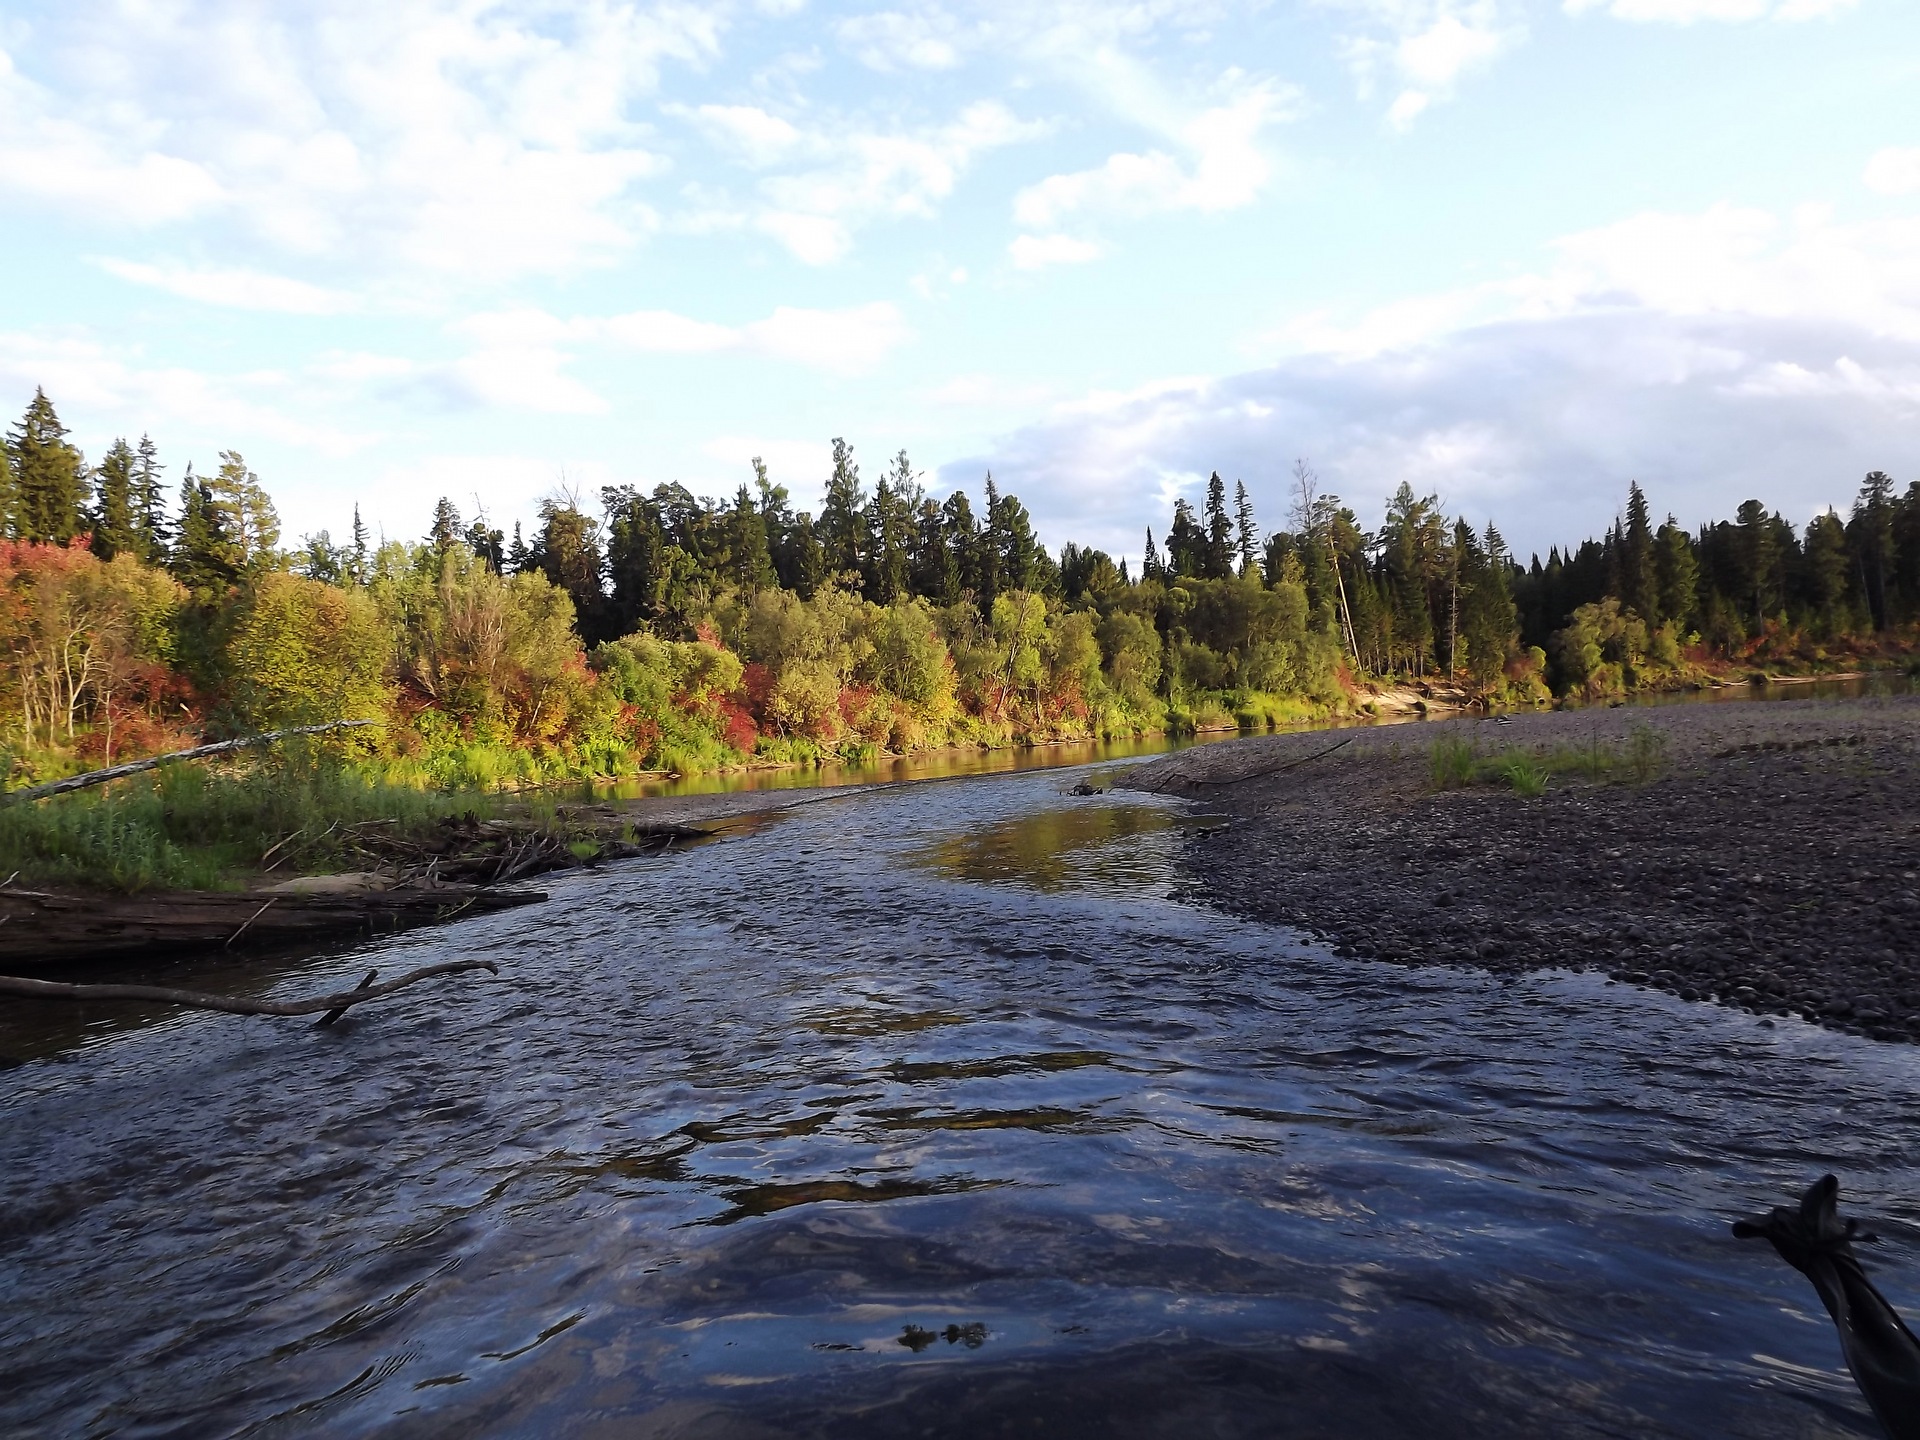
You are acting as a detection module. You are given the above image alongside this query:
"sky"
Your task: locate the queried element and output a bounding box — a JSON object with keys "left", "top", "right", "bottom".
{"left": 0, "top": 0, "right": 1915, "bottom": 566}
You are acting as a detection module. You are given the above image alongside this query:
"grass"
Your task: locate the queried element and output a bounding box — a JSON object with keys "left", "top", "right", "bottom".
{"left": 1428, "top": 722, "right": 1667, "bottom": 800}
{"left": 0, "top": 744, "right": 495, "bottom": 892}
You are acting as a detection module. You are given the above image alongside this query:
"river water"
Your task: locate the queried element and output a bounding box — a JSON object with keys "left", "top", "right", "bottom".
{"left": 4, "top": 735, "right": 1920, "bottom": 1437}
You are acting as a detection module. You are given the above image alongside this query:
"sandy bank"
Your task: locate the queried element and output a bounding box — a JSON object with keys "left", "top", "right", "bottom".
{"left": 1125, "top": 697, "right": 1920, "bottom": 1042}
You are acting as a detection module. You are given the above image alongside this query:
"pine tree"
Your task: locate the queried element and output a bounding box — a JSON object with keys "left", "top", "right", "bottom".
{"left": 133, "top": 435, "right": 168, "bottom": 562}
{"left": 993, "top": 488, "right": 1038, "bottom": 593}
{"left": 1654, "top": 517, "right": 1698, "bottom": 631}
{"left": 976, "top": 475, "right": 1004, "bottom": 612}
{"left": 170, "top": 469, "right": 242, "bottom": 600}
{"left": 942, "top": 489, "right": 979, "bottom": 598}
{"left": 1203, "top": 472, "right": 1234, "bottom": 579}
{"left": 466, "top": 511, "right": 505, "bottom": 571}
{"left": 1850, "top": 471, "right": 1896, "bottom": 630}
{"left": 819, "top": 437, "right": 865, "bottom": 585}
{"left": 429, "top": 497, "right": 464, "bottom": 554}
{"left": 1621, "top": 481, "right": 1656, "bottom": 621}
{"left": 1166, "top": 500, "right": 1205, "bottom": 577}
{"left": 206, "top": 451, "right": 280, "bottom": 572}
{"left": 91, "top": 438, "right": 140, "bottom": 560}
{"left": 730, "top": 485, "right": 776, "bottom": 593}
{"left": 533, "top": 495, "right": 608, "bottom": 640}
{"left": 7, "top": 388, "right": 87, "bottom": 543}
{"left": 1234, "top": 480, "right": 1260, "bottom": 576}
{"left": 1142, "top": 527, "right": 1162, "bottom": 580}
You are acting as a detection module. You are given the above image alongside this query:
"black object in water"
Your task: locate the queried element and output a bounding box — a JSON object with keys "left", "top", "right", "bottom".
{"left": 1734, "top": 1175, "right": 1920, "bottom": 1440}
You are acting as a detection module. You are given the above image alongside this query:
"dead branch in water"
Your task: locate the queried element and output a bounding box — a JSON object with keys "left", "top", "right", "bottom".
{"left": 1141, "top": 735, "right": 1356, "bottom": 793}
{"left": 2, "top": 720, "right": 381, "bottom": 803}
{"left": 0, "top": 958, "right": 498, "bottom": 1023}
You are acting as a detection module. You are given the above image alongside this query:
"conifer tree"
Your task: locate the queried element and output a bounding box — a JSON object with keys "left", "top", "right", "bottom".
{"left": 1166, "top": 500, "right": 1204, "bottom": 577}
{"left": 506, "top": 520, "right": 529, "bottom": 574}
{"left": 941, "top": 489, "right": 979, "bottom": 597}
{"left": 133, "top": 435, "right": 168, "bottom": 562}
{"left": 992, "top": 487, "right": 1038, "bottom": 593}
{"left": 170, "top": 469, "right": 242, "bottom": 600}
{"left": 911, "top": 497, "right": 957, "bottom": 602}
{"left": 90, "top": 438, "right": 140, "bottom": 560}
{"left": 1654, "top": 516, "right": 1698, "bottom": 630}
{"left": 1621, "top": 481, "right": 1656, "bottom": 621}
{"left": 7, "top": 388, "right": 87, "bottom": 543}
{"left": 976, "top": 475, "right": 1004, "bottom": 612}
{"left": 1142, "top": 526, "right": 1162, "bottom": 579}
{"left": 1234, "top": 480, "right": 1260, "bottom": 576}
{"left": 730, "top": 485, "right": 777, "bottom": 593}
{"left": 1850, "top": 471, "right": 1896, "bottom": 630}
{"left": 206, "top": 452, "right": 280, "bottom": 572}
{"left": 1203, "top": 472, "right": 1234, "bottom": 579}
{"left": 819, "top": 438, "right": 865, "bottom": 585}
{"left": 533, "top": 495, "right": 608, "bottom": 641}
{"left": 429, "top": 497, "right": 463, "bottom": 554}
{"left": 349, "top": 504, "right": 371, "bottom": 582}
{"left": 466, "top": 511, "right": 505, "bottom": 571}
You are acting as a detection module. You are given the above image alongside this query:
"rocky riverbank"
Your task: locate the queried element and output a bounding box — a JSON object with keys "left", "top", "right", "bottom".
{"left": 1126, "top": 697, "right": 1920, "bottom": 1042}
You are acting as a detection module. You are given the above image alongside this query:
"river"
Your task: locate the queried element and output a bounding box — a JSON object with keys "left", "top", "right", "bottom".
{"left": 3, "top": 722, "right": 1918, "bottom": 1437}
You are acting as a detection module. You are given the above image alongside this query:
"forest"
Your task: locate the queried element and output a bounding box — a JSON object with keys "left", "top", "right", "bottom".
{"left": 3, "top": 383, "right": 1918, "bottom": 793}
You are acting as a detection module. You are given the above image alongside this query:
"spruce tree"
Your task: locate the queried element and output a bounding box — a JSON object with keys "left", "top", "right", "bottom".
{"left": 1850, "top": 471, "right": 1896, "bottom": 630}
{"left": 1621, "top": 482, "right": 1656, "bottom": 621}
{"left": 994, "top": 489, "right": 1038, "bottom": 593}
{"left": 506, "top": 520, "right": 530, "bottom": 575}
{"left": 941, "top": 490, "right": 978, "bottom": 597}
{"left": 170, "top": 470, "right": 242, "bottom": 601}
{"left": 133, "top": 435, "right": 168, "bottom": 562}
{"left": 533, "top": 496, "right": 608, "bottom": 641}
{"left": 911, "top": 497, "right": 957, "bottom": 602}
{"left": 429, "top": 497, "right": 464, "bottom": 553}
{"left": 91, "top": 438, "right": 140, "bottom": 560}
{"left": 7, "top": 388, "right": 87, "bottom": 543}
{"left": 1203, "top": 472, "right": 1234, "bottom": 578}
{"left": 976, "top": 475, "right": 1004, "bottom": 611}
{"left": 1142, "top": 527, "right": 1162, "bottom": 580}
{"left": 1234, "top": 480, "right": 1260, "bottom": 576}
{"left": 1654, "top": 517, "right": 1698, "bottom": 631}
{"left": 730, "top": 485, "right": 776, "bottom": 593}
{"left": 819, "top": 438, "right": 865, "bottom": 585}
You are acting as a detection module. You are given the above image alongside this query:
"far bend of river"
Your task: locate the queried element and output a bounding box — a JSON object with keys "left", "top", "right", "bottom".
{"left": 5, "top": 725, "right": 1920, "bottom": 1436}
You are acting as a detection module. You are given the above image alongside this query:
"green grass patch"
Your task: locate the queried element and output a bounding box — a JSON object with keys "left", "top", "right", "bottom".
{"left": 1427, "top": 723, "right": 1666, "bottom": 798}
{"left": 0, "top": 746, "right": 494, "bottom": 893}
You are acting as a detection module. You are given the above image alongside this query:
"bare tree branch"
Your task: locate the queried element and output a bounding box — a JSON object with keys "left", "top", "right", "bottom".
{"left": 0, "top": 958, "right": 498, "bottom": 1020}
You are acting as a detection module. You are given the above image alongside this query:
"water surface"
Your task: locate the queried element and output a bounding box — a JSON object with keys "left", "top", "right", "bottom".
{"left": 3, "top": 750, "right": 1918, "bottom": 1437}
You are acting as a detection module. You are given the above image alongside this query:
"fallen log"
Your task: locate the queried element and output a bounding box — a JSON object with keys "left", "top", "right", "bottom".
{"left": 0, "top": 883, "right": 545, "bottom": 965}
{"left": 1, "top": 719, "right": 380, "bottom": 804}
{"left": 0, "top": 959, "right": 499, "bottom": 1022}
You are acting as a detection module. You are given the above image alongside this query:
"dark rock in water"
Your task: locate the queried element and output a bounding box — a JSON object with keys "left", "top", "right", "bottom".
{"left": 1068, "top": 782, "right": 1104, "bottom": 796}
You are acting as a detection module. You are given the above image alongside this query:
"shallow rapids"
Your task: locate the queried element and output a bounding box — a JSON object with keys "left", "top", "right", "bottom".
{"left": 3, "top": 761, "right": 1918, "bottom": 1437}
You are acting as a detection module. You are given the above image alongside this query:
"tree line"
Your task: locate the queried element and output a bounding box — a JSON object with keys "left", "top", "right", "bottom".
{"left": 1, "top": 384, "right": 1915, "bottom": 786}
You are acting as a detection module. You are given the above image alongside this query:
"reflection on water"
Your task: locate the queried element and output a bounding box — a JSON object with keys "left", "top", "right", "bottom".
{"left": 3, "top": 740, "right": 1919, "bottom": 1436}
{"left": 913, "top": 799, "right": 1224, "bottom": 894}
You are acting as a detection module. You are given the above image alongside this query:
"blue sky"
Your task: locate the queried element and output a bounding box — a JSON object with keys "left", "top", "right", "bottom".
{"left": 1, "top": 0, "right": 1915, "bottom": 564}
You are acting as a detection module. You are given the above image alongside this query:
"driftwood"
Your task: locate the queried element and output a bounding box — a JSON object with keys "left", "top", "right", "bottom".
{"left": 1735, "top": 1175, "right": 1920, "bottom": 1440}
{"left": 1140, "top": 735, "right": 1356, "bottom": 793}
{"left": 0, "top": 959, "right": 498, "bottom": 1024}
{"left": 0, "top": 884, "right": 545, "bottom": 965}
{"left": 2, "top": 719, "right": 380, "bottom": 803}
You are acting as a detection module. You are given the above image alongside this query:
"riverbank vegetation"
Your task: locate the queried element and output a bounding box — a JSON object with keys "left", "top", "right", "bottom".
{"left": 1, "top": 383, "right": 1916, "bottom": 816}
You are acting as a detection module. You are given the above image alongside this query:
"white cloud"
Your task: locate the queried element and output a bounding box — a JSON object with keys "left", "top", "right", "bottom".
{"left": 1013, "top": 79, "right": 1291, "bottom": 228}
{"left": 1563, "top": 0, "right": 1856, "bottom": 20}
{"left": 0, "top": 3, "right": 721, "bottom": 279}
{"left": 741, "top": 100, "right": 1048, "bottom": 264}
{"left": 445, "top": 299, "right": 912, "bottom": 382}
{"left": 96, "top": 259, "right": 359, "bottom": 315}
{"left": 1865, "top": 147, "right": 1920, "bottom": 197}
{"left": 1323, "top": 1, "right": 1522, "bottom": 126}
{"left": 0, "top": 329, "right": 375, "bottom": 457}
{"left": 969, "top": 201, "right": 1920, "bottom": 563}
{"left": 1008, "top": 233, "right": 1103, "bottom": 269}
{"left": 701, "top": 436, "right": 833, "bottom": 487}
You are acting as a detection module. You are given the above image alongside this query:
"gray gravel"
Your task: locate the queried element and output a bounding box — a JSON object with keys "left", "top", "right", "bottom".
{"left": 1125, "top": 696, "right": 1920, "bottom": 1042}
